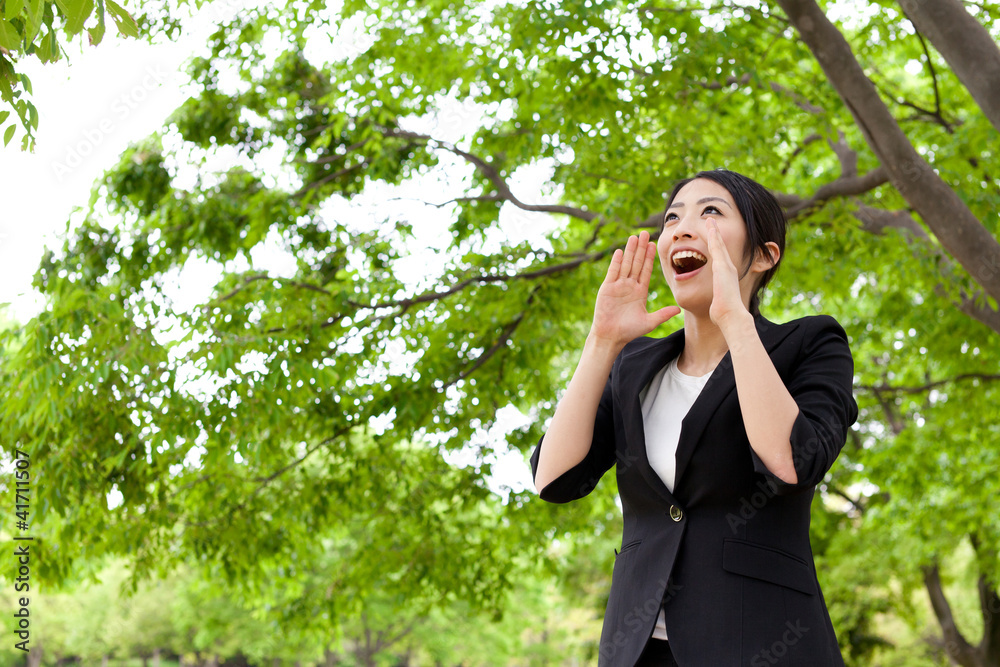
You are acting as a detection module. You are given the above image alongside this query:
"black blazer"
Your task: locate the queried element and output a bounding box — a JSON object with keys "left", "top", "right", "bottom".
{"left": 530, "top": 313, "right": 858, "bottom": 666}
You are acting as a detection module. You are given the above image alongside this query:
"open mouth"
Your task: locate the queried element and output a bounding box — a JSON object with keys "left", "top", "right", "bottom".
{"left": 671, "top": 250, "right": 708, "bottom": 275}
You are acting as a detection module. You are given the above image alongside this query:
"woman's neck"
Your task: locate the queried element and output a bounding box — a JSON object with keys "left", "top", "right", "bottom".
{"left": 678, "top": 312, "right": 737, "bottom": 376}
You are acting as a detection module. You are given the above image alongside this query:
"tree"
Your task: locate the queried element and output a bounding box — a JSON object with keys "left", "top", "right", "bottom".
{"left": 2, "top": 0, "right": 999, "bottom": 663}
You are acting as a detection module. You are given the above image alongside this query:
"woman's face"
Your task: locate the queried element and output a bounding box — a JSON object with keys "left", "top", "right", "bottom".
{"left": 657, "top": 178, "right": 756, "bottom": 315}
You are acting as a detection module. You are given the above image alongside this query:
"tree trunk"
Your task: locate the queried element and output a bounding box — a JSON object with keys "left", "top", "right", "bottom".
{"left": 775, "top": 0, "right": 1000, "bottom": 309}
{"left": 896, "top": 0, "right": 1000, "bottom": 134}
{"left": 970, "top": 533, "right": 1000, "bottom": 663}
{"left": 26, "top": 645, "right": 43, "bottom": 667}
{"left": 153, "top": 648, "right": 162, "bottom": 667}
{"left": 101, "top": 655, "right": 109, "bottom": 667}
{"left": 923, "top": 563, "right": 986, "bottom": 666}
{"left": 976, "top": 574, "right": 1000, "bottom": 664}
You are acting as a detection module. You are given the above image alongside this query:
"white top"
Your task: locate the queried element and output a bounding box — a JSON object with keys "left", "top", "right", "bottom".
{"left": 637, "top": 355, "right": 714, "bottom": 641}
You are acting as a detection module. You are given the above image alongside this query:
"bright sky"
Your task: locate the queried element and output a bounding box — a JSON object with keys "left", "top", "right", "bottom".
{"left": 0, "top": 11, "right": 551, "bottom": 501}
{"left": 0, "top": 33, "right": 196, "bottom": 322}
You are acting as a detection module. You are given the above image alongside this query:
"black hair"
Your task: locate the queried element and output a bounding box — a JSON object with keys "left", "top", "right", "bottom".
{"left": 659, "top": 169, "right": 786, "bottom": 317}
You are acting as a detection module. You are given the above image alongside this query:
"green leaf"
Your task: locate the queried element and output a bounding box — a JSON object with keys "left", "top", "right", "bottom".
{"left": 24, "top": 0, "right": 43, "bottom": 42}
{"left": 104, "top": 0, "right": 137, "bottom": 38}
{"left": 42, "top": 28, "right": 59, "bottom": 62}
{"left": 3, "top": 124, "right": 15, "bottom": 147}
{"left": 0, "top": 17, "right": 20, "bottom": 51}
{"left": 0, "top": 110, "right": 8, "bottom": 124}
{"left": 54, "top": 0, "right": 94, "bottom": 35}
{"left": 5, "top": 0, "right": 24, "bottom": 21}
{"left": 88, "top": 0, "right": 105, "bottom": 45}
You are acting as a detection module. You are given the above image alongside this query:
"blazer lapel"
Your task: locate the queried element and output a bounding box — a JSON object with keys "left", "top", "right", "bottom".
{"left": 619, "top": 327, "right": 685, "bottom": 505}
{"left": 619, "top": 314, "right": 800, "bottom": 505}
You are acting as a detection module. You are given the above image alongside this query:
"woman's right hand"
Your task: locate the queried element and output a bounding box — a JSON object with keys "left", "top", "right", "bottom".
{"left": 590, "top": 230, "right": 682, "bottom": 348}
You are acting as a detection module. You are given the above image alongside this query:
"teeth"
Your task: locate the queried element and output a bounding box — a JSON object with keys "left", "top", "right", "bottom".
{"left": 672, "top": 250, "right": 707, "bottom": 266}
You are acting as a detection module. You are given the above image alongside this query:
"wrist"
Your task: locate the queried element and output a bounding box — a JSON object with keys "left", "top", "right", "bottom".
{"left": 718, "top": 310, "right": 756, "bottom": 341}
{"left": 585, "top": 331, "right": 625, "bottom": 358}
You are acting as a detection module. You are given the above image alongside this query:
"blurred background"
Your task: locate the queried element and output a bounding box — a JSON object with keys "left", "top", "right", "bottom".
{"left": 0, "top": 0, "right": 998, "bottom": 664}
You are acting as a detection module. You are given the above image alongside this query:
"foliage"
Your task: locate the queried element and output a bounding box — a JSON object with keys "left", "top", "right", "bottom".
{"left": 1, "top": 0, "right": 999, "bottom": 662}
{"left": 0, "top": 555, "right": 601, "bottom": 666}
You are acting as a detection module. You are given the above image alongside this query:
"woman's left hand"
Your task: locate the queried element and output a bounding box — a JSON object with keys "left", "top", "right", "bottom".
{"left": 706, "top": 218, "right": 752, "bottom": 333}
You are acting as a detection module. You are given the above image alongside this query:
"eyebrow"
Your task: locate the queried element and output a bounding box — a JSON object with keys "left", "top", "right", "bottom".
{"left": 667, "top": 196, "right": 733, "bottom": 210}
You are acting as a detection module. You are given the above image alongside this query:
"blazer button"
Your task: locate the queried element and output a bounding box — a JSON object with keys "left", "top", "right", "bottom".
{"left": 669, "top": 505, "right": 684, "bottom": 522}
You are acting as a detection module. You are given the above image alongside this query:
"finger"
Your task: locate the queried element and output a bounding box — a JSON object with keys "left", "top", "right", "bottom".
{"left": 706, "top": 219, "right": 735, "bottom": 270}
{"left": 606, "top": 248, "right": 623, "bottom": 281}
{"left": 629, "top": 230, "right": 649, "bottom": 279}
{"left": 649, "top": 305, "right": 682, "bottom": 327}
{"left": 639, "top": 239, "right": 657, "bottom": 287}
{"left": 620, "top": 234, "right": 638, "bottom": 280}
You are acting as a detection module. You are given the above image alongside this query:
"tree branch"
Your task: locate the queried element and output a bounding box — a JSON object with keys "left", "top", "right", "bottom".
{"left": 375, "top": 619, "right": 417, "bottom": 654}
{"left": 852, "top": 205, "right": 1000, "bottom": 335}
{"left": 640, "top": 2, "right": 790, "bottom": 24}
{"left": 871, "top": 385, "right": 906, "bottom": 435}
{"left": 204, "top": 274, "right": 332, "bottom": 312}
{"left": 381, "top": 128, "right": 600, "bottom": 223}
{"left": 914, "top": 29, "right": 945, "bottom": 123}
{"left": 776, "top": 0, "right": 1000, "bottom": 309}
{"left": 922, "top": 562, "right": 981, "bottom": 667}
{"left": 828, "top": 484, "right": 866, "bottom": 515}
{"left": 370, "top": 247, "right": 612, "bottom": 313}
{"left": 777, "top": 165, "right": 888, "bottom": 220}
{"left": 871, "top": 73, "right": 955, "bottom": 133}
{"left": 391, "top": 193, "right": 503, "bottom": 209}
{"left": 828, "top": 131, "right": 858, "bottom": 177}
{"left": 780, "top": 133, "right": 823, "bottom": 175}
{"left": 183, "top": 425, "right": 354, "bottom": 530}
{"left": 293, "top": 160, "right": 369, "bottom": 199}
{"left": 442, "top": 286, "right": 540, "bottom": 391}
{"left": 293, "top": 137, "right": 372, "bottom": 165}
{"left": 897, "top": 0, "right": 1000, "bottom": 135}
{"left": 682, "top": 73, "right": 826, "bottom": 116}
{"left": 767, "top": 80, "right": 826, "bottom": 116}
{"left": 852, "top": 204, "right": 927, "bottom": 238}
{"left": 858, "top": 372, "right": 1000, "bottom": 395}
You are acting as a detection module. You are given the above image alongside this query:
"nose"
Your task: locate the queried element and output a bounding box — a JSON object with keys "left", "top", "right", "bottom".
{"left": 672, "top": 213, "right": 700, "bottom": 242}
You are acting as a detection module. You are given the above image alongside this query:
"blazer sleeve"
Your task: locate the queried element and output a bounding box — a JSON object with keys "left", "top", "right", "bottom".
{"left": 749, "top": 314, "right": 859, "bottom": 496}
{"left": 529, "top": 368, "right": 617, "bottom": 504}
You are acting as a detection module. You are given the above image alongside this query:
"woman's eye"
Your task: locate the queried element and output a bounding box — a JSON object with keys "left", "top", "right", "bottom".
{"left": 664, "top": 213, "right": 678, "bottom": 224}
{"left": 702, "top": 206, "right": 720, "bottom": 215}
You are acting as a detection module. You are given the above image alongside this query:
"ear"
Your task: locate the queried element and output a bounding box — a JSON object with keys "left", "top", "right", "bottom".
{"left": 752, "top": 242, "right": 780, "bottom": 273}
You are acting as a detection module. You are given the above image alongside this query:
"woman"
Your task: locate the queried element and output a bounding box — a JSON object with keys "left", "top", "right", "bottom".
{"left": 530, "top": 170, "right": 857, "bottom": 666}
